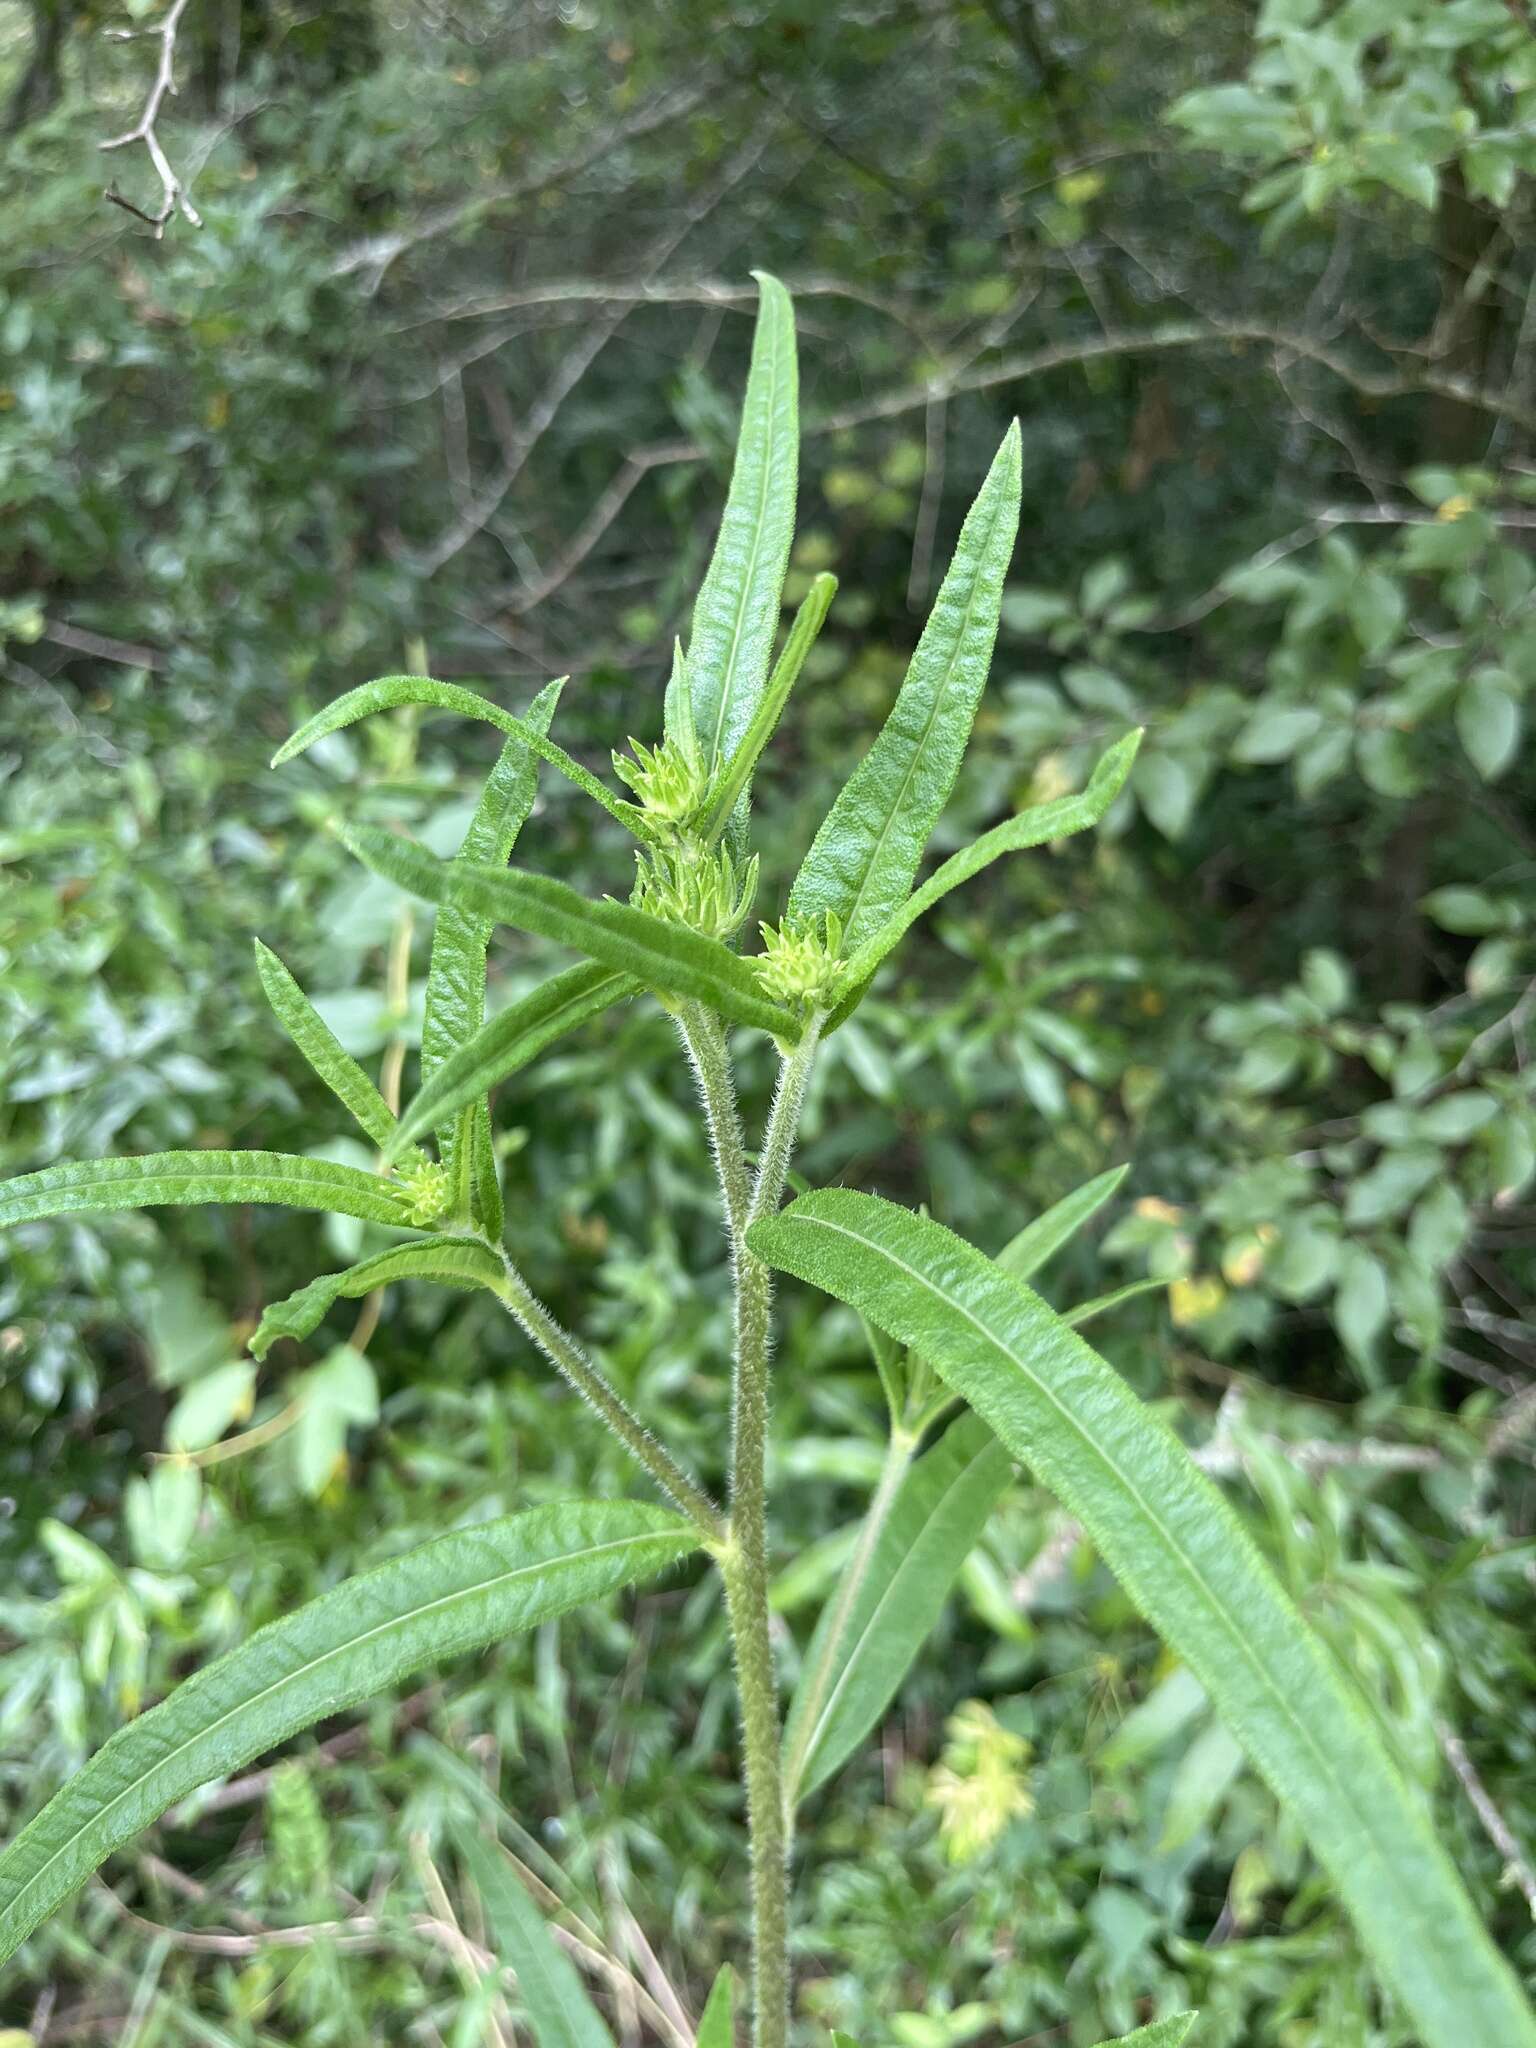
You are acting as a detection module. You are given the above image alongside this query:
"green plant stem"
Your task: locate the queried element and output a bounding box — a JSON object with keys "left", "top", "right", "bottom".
{"left": 687, "top": 1010, "right": 823, "bottom": 2048}
{"left": 491, "top": 1250, "right": 723, "bottom": 1542}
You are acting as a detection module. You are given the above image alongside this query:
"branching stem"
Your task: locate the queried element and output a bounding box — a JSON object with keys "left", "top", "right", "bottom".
{"left": 491, "top": 1250, "right": 723, "bottom": 1542}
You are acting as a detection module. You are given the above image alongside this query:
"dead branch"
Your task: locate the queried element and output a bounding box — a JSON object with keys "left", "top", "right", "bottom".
{"left": 100, "top": 0, "right": 202, "bottom": 235}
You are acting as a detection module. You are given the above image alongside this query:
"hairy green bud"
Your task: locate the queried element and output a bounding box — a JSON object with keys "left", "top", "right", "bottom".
{"left": 754, "top": 912, "right": 846, "bottom": 1011}
{"left": 394, "top": 1154, "right": 452, "bottom": 1226}
{"left": 612, "top": 733, "right": 711, "bottom": 831}
{"left": 631, "top": 842, "right": 759, "bottom": 943}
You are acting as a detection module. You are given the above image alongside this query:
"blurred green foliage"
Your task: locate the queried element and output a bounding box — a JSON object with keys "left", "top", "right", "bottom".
{"left": 1, "top": 0, "right": 1534, "bottom": 2041}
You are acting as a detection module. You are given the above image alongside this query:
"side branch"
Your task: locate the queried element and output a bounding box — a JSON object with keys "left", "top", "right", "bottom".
{"left": 100, "top": 0, "right": 202, "bottom": 235}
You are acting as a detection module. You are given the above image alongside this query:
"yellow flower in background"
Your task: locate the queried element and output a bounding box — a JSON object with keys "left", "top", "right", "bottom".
{"left": 1135, "top": 1196, "right": 1184, "bottom": 1225}
{"left": 926, "top": 1700, "right": 1033, "bottom": 1864}
{"left": 1435, "top": 493, "right": 1473, "bottom": 522}
{"left": 1169, "top": 1274, "right": 1226, "bottom": 1326}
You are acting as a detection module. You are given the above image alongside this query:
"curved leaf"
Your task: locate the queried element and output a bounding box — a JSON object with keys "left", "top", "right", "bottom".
{"left": 341, "top": 826, "right": 797, "bottom": 1042}
{"left": 274, "top": 676, "right": 652, "bottom": 842}
{"left": 686, "top": 272, "right": 799, "bottom": 776}
{"left": 783, "top": 1412, "right": 1012, "bottom": 1803}
{"left": 461, "top": 1834, "right": 615, "bottom": 2048}
{"left": 786, "top": 422, "right": 1021, "bottom": 955}
{"left": 701, "top": 571, "right": 836, "bottom": 844}
{"left": 1091, "top": 2019, "right": 1198, "bottom": 2048}
{"left": 253, "top": 940, "right": 397, "bottom": 1149}
{"left": 250, "top": 1236, "right": 507, "bottom": 1359}
{"left": 746, "top": 1189, "right": 1536, "bottom": 2048}
{"left": 997, "top": 1163, "right": 1130, "bottom": 1282}
{"left": 841, "top": 728, "right": 1142, "bottom": 990}
{"left": 422, "top": 675, "right": 564, "bottom": 1167}
{"left": 0, "top": 1502, "right": 698, "bottom": 1966}
{"left": 0, "top": 1151, "right": 412, "bottom": 1231}
{"left": 389, "top": 964, "right": 637, "bottom": 1162}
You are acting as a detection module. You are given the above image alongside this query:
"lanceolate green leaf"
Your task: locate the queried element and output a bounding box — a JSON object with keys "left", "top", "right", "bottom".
{"left": 840, "top": 728, "right": 1142, "bottom": 990}
{"left": 460, "top": 1834, "right": 616, "bottom": 2048}
{"left": 783, "top": 1412, "right": 1012, "bottom": 1804}
{"left": 389, "top": 964, "right": 637, "bottom": 1162}
{"left": 696, "top": 1966, "right": 735, "bottom": 2048}
{"left": 1090, "top": 2017, "right": 1198, "bottom": 2048}
{"left": 422, "top": 676, "right": 564, "bottom": 1166}
{"left": 0, "top": 1151, "right": 413, "bottom": 1231}
{"left": 253, "top": 941, "right": 398, "bottom": 1149}
{"left": 0, "top": 1503, "right": 699, "bottom": 1967}
{"left": 342, "top": 827, "right": 797, "bottom": 1042}
{"left": 685, "top": 272, "right": 799, "bottom": 776}
{"left": 701, "top": 572, "right": 836, "bottom": 845}
{"left": 746, "top": 1190, "right": 1536, "bottom": 2048}
{"left": 250, "top": 1237, "right": 507, "bottom": 1359}
{"left": 787, "top": 423, "right": 1022, "bottom": 955}
{"left": 274, "top": 677, "right": 653, "bottom": 843}
{"left": 997, "top": 1163, "right": 1130, "bottom": 1282}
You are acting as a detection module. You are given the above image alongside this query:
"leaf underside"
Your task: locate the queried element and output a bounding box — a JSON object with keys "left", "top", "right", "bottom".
{"left": 250, "top": 1236, "right": 506, "bottom": 1359}
{"left": 0, "top": 1150, "right": 412, "bottom": 1231}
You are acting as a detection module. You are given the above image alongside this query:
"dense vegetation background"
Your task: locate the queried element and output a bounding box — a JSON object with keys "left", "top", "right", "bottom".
{"left": 2, "top": 1, "right": 1535, "bottom": 2041}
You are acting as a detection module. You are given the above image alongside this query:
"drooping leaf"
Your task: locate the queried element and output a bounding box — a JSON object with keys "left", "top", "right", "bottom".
{"left": 0, "top": 1503, "right": 699, "bottom": 1966}
{"left": 460, "top": 1833, "right": 615, "bottom": 2048}
{"left": 250, "top": 1237, "right": 506, "bottom": 1359}
{"left": 696, "top": 1965, "right": 735, "bottom": 2048}
{"left": 826, "top": 729, "right": 1141, "bottom": 1026}
{"left": 252, "top": 941, "right": 398, "bottom": 1150}
{"left": 341, "top": 827, "right": 797, "bottom": 1042}
{"left": 686, "top": 272, "right": 800, "bottom": 776}
{"left": 786, "top": 422, "right": 1022, "bottom": 955}
{"left": 997, "top": 1162, "right": 1130, "bottom": 1282}
{"left": 274, "top": 676, "right": 653, "bottom": 842}
{"left": 388, "top": 964, "right": 637, "bottom": 1162}
{"left": 421, "top": 676, "right": 564, "bottom": 1168}
{"left": 782, "top": 1412, "right": 1012, "bottom": 1804}
{"left": 1088, "top": 2017, "right": 1199, "bottom": 2048}
{"left": 0, "top": 1151, "right": 413, "bottom": 1232}
{"left": 746, "top": 1190, "right": 1536, "bottom": 2048}
{"left": 701, "top": 572, "right": 836, "bottom": 844}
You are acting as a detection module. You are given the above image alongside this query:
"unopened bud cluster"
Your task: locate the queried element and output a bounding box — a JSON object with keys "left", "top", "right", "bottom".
{"left": 754, "top": 912, "right": 847, "bottom": 1011}
{"left": 395, "top": 1154, "right": 452, "bottom": 1226}
{"left": 612, "top": 733, "right": 711, "bottom": 834}
{"left": 632, "top": 841, "right": 759, "bottom": 943}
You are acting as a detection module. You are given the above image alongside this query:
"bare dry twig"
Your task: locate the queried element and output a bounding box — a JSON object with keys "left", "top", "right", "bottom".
{"left": 100, "top": 0, "right": 202, "bottom": 236}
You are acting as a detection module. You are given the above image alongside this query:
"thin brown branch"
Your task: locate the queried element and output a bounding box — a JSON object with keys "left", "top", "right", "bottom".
{"left": 99, "top": 0, "right": 201, "bottom": 236}
{"left": 1436, "top": 1718, "right": 1536, "bottom": 1921}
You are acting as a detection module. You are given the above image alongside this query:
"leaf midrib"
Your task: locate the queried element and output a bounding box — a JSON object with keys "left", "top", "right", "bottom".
{"left": 835, "top": 481, "right": 1008, "bottom": 949}
{"left": 799, "top": 1211, "right": 1438, "bottom": 1928}
{"left": 0, "top": 1526, "right": 687, "bottom": 1938}
{"left": 705, "top": 303, "right": 789, "bottom": 771}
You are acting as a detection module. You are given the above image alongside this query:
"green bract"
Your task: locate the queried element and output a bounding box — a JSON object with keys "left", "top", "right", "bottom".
{"left": 1, "top": 272, "right": 1526, "bottom": 2048}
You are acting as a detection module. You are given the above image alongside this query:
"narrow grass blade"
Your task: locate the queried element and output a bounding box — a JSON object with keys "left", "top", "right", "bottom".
{"left": 460, "top": 1834, "right": 615, "bottom": 2048}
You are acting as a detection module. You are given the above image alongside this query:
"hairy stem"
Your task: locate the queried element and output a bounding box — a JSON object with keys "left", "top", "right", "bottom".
{"left": 689, "top": 1013, "right": 823, "bottom": 2048}
{"left": 491, "top": 1250, "right": 723, "bottom": 1541}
